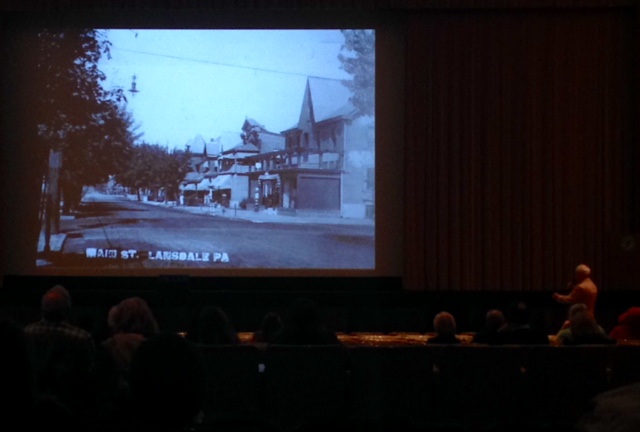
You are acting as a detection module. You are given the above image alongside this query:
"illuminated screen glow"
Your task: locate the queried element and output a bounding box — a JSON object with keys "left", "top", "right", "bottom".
{"left": 27, "top": 29, "right": 376, "bottom": 274}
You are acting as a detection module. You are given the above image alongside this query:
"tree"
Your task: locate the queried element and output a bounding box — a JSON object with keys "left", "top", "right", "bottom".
{"left": 161, "top": 148, "right": 192, "bottom": 202}
{"left": 338, "top": 29, "right": 375, "bottom": 117}
{"left": 33, "top": 29, "right": 137, "bottom": 224}
{"left": 116, "top": 143, "right": 157, "bottom": 201}
{"left": 61, "top": 104, "right": 141, "bottom": 213}
{"left": 35, "top": 29, "right": 130, "bottom": 154}
{"left": 116, "top": 143, "right": 191, "bottom": 202}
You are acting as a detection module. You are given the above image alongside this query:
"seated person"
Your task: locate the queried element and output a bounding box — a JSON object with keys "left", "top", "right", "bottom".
{"left": 187, "top": 306, "right": 240, "bottom": 345}
{"left": 24, "top": 285, "right": 95, "bottom": 417}
{"left": 609, "top": 307, "right": 640, "bottom": 341}
{"left": 557, "top": 302, "right": 587, "bottom": 332}
{"left": 101, "top": 297, "right": 160, "bottom": 377}
{"left": 270, "top": 297, "right": 340, "bottom": 345}
{"left": 427, "top": 311, "right": 461, "bottom": 344}
{"left": 555, "top": 303, "right": 606, "bottom": 345}
{"left": 252, "top": 311, "right": 283, "bottom": 344}
{"left": 93, "top": 296, "right": 161, "bottom": 416}
{"left": 495, "top": 301, "right": 549, "bottom": 345}
{"left": 559, "top": 310, "right": 615, "bottom": 345}
{"left": 128, "top": 333, "right": 206, "bottom": 429}
{"left": 471, "top": 309, "right": 505, "bottom": 345}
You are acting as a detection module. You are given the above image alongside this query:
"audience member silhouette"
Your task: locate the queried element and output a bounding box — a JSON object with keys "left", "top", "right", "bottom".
{"left": 108, "top": 296, "right": 160, "bottom": 337}
{"left": 557, "top": 302, "right": 588, "bottom": 332}
{"left": 92, "top": 296, "right": 161, "bottom": 417}
{"left": 102, "top": 296, "right": 160, "bottom": 373}
{"left": 575, "top": 381, "right": 640, "bottom": 432}
{"left": 560, "top": 310, "right": 615, "bottom": 345}
{"left": 253, "top": 311, "right": 283, "bottom": 343}
{"left": 427, "top": 311, "right": 461, "bottom": 344}
{"left": 128, "top": 332, "right": 207, "bottom": 429}
{"left": 496, "top": 301, "right": 549, "bottom": 345}
{"left": 270, "top": 297, "right": 340, "bottom": 345}
{"left": 187, "top": 305, "right": 240, "bottom": 345}
{"left": 0, "top": 317, "right": 35, "bottom": 429}
{"left": 555, "top": 303, "right": 606, "bottom": 345}
{"left": 23, "top": 285, "right": 96, "bottom": 421}
{"left": 472, "top": 309, "right": 505, "bottom": 345}
{"left": 609, "top": 306, "right": 640, "bottom": 341}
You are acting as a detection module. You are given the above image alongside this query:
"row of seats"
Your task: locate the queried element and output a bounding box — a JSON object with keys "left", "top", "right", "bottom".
{"left": 198, "top": 344, "right": 640, "bottom": 432}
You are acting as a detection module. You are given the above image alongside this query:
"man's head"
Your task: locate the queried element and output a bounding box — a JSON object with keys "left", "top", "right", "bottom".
{"left": 433, "top": 311, "right": 456, "bottom": 336}
{"left": 568, "top": 303, "right": 588, "bottom": 319}
{"left": 108, "top": 296, "right": 159, "bottom": 337}
{"left": 575, "top": 264, "right": 591, "bottom": 281}
{"left": 569, "top": 310, "right": 599, "bottom": 338}
{"left": 41, "top": 285, "right": 71, "bottom": 323}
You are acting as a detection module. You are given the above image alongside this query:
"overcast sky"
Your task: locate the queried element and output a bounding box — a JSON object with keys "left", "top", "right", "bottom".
{"left": 98, "top": 29, "right": 355, "bottom": 150}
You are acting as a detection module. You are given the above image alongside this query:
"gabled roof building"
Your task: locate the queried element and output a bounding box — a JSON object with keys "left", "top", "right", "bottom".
{"left": 242, "top": 76, "right": 375, "bottom": 219}
{"left": 179, "top": 77, "right": 374, "bottom": 218}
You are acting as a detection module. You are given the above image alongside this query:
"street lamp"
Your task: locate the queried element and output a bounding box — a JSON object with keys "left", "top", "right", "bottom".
{"left": 128, "top": 75, "right": 140, "bottom": 96}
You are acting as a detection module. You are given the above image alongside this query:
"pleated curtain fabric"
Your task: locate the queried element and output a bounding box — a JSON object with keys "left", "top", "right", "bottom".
{"left": 404, "top": 6, "right": 638, "bottom": 292}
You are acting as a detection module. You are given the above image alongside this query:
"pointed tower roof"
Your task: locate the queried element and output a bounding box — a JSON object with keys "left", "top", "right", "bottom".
{"left": 190, "top": 134, "right": 207, "bottom": 154}
{"left": 243, "top": 117, "right": 265, "bottom": 130}
{"left": 308, "top": 77, "right": 356, "bottom": 122}
{"left": 288, "top": 77, "right": 357, "bottom": 133}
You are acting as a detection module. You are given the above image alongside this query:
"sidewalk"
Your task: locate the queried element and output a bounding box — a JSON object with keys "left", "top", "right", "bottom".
{"left": 143, "top": 198, "right": 375, "bottom": 226}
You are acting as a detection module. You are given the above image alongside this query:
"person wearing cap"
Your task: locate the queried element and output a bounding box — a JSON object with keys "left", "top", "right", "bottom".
{"left": 552, "top": 263, "right": 598, "bottom": 315}
{"left": 24, "top": 285, "right": 95, "bottom": 419}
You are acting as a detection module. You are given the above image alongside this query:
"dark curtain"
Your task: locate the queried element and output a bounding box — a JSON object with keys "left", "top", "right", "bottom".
{"left": 405, "top": 8, "right": 638, "bottom": 291}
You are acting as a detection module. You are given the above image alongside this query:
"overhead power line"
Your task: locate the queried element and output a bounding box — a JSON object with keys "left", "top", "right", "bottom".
{"left": 111, "top": 46, "right": 347, "bottom": 80}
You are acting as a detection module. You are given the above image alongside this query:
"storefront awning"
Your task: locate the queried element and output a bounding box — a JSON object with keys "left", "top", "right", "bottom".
{"left": 183, "top": 172, "right": 204, "bottom": 183}
{"left": 211, "top": 174, "right": 232, "bottom": 189}
{"left": 180, "top": 183, "right": 198, "bottom": 191}
{"left": 259, "top": 173, "right": 280, "bottom": 181}
{"left": 181, "top": 178, "right": 209, "bottom": 191}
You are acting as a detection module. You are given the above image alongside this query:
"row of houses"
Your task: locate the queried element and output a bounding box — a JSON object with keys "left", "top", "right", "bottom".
{"left": 180, "top": 76, "right": 375, "bottom": 220}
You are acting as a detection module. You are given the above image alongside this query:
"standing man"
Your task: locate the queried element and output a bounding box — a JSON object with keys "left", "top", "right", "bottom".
{"left": 553, "top": 264, "right": 598, "bottom": 315}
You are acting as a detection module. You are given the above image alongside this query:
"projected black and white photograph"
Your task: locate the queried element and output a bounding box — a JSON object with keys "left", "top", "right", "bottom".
{"left": 34, "top": 29, "right": 375, "bottom": 270}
